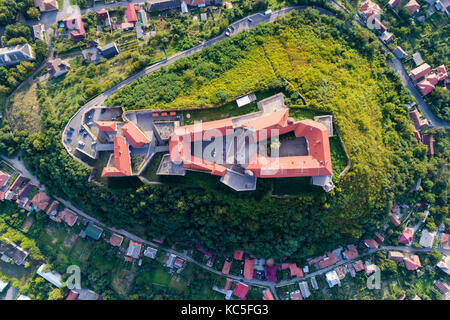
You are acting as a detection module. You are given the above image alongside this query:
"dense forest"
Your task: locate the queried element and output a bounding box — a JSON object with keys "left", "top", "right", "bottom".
{"left": 0, "top": 9, "right": 448, "bottom": 264}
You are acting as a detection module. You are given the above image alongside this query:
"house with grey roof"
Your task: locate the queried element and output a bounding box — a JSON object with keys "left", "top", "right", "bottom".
{"left": 0, "top": 44, "right": 35, "bottom": 67}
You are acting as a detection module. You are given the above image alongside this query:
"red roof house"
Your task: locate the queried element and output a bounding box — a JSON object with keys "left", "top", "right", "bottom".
{"left": 364, "top": 239, "right": 379, "bottom": 249}
{"left": 222, "top": 260, "right": 232, "bottom": 274}
{"left": 319, "top": 252, "right": 336, "bottom": 269}
{"left": 404, "top": 0, "right": 420, "bottom": 14}
{"left": 125, "top": 3, "right": 138, "bottom": 25}
{"left": 31, "top": 192, "right": 51, "bottom": 211}
{"left": 410, "top": 63, "right": 431, "bottom": 80}
{"left": 404, "top": 255, "right": 421, "bottom": 270}
{"left": 101, "top": 136, "right": 132, "bottom": 177}
{"left": 440, "top": 233, "right": 449, "bottom": 249}
{"left": 417, "top": 79, "right": 435, "bottom": 96}
{"left": 399, "top": 228, "right": 414, "bottom": 245}
{"left": 109, "top": 233, "right": 124, "bottom": 247}
{"left": 243, "top": 258, "right": 254, "bottom": 280}
{"left": 121, "top": 121, "right": 150, "bottom": 147}
{"left": 58, "top": 208, "right": 78, "bottom": 227}
{"left": 0, "top": 171, "right": 9, "bottom": 188}
{"left": 281, "top": 263, "right": 303, "bottom": 277}
{"left": 233, "top": 282, "right": 248, "bottom": 300}
{"left": 65, "top": 290, "right": 79, "bottom": 300}
{"left": 233, "top": 250, "right": 244, "bottom": 260}
{"left": 263, "top": 289, "right": 274, "bottom": 300}
{"left": 61, "top": 16, "right": 85, "bottom": 40}
{"left": 95, "top": 121, "right": 117, "bottom": 132}
{"left": 389, "top": 214, "right": 401, "bottom": 227}
{"left": 413, "top": 130, "right": 421, "bottom": 141}
{"left": 354, "top": 260, "right": 364, "bottom": 272}
{"left": 343, "top": 244, "right": 359, "bottom": 260}
{"left": 422, "top": 134, "right": 435, "bottom": 155}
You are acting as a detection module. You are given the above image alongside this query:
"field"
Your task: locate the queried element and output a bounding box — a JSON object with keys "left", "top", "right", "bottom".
{"left": 9, "top": 83, "right": 42, "bottom": 134}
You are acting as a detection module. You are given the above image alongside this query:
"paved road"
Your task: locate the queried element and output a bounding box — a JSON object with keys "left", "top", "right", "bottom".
{"left": 61, "top": 5, "right": 338, "bottom": 165}
{"left": 355, "top": 16, "right": 450, "bottom": 129}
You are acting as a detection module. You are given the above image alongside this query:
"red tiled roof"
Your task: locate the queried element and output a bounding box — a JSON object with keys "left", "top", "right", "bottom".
{"left": 440, "top": 233, "right": 449, "bottom": 249}
{"left": 46, "top": 200, "right": 59, "bottom": 215}
{"left": 233, "top": 250, "right": 244, "bottom": 260}
{"left": 354, "top": 260, "right": 364, "bottom": 272}
{"left": 319, "top": 252, "right": 336, "bottom": 269}
{"left": 404, "top": 0, "right": 420, "bottom": 14}
{"left": 263, "top": 289, "right": 274, "bottom": 300}
{"left": 399, "top": 228, "right": 414, "bottom": 245}
{"left": 0, "top": 171, "right": 9, "bottom": 187}
{"left": 409, "top": 109, "right": 429, "bottom": 131}
{"left": 222, "top": 260, "right": 232, "bottom": 274}
{"left": 364, "top": 239, "right": 379, "bottom": 249}
{"left": 290, "top": 291, "right": 303, "bottom": 300}
{"left": 359, "top": 0, "right": 381, "bottom": 19}
{"left": 170, "top": 110, "right": 332, "bottom": 179}
{"left": 110, "top": 233, "right": 124, "bottom": 247}
{"left": 124, "top": 256, "right": 133, "bottom": 262}
{"left": 413, "top": 130, "right": 421, "bottom": 141}
{"left": 344, "top": 244, "right": 359, "bottom": 260}
{"left": 410, "top": 63, "right": 431, "bottom": 80}
{"left": 281, "top": 263, "right": 303, "bottom": 277}
{"left": 436, "top": 64, "right": 448, "bottom": 82}
{"left": 31, "top": 192, "right": 51, "bottom": 211}
{"left": 243, "top": 258, "right": 254, "bottom": 280}
{"left": 125, "top": 3, "right": 138, "bottom": 23}
{"left": 389, "top": 214, "right": 401, "bottom": 227}
{"left": 233, "top": 282, "right": 248, "bottom": 300}
{"left": 265, "top": 264, "right": 277, "bottom": 282}
{"left": 65, "top": 290, "right": 79, "bottom": 300}
{"left": 422, "top": 134, "right": 435, "bottom": 155}
{"left": 102, "top": 136, "right": 131, "bottom": 177}
{"left": 224, "top": 278, "right": 232, "bottom": 290}
{"left": 121, "top": 122, "right": 150, "bottom": 147}
{"left": 417, "top": 79, "right": 435, "bottom": 96}
{"left": 404, "top": 255, "right": 421, "bottom": 270}
{"left": 434, "top": 281, "right": 450, "bottom": 295}
{"left": 58, "top": 208, "right": 78, "bottom": 227}
{"left": 95, "top": 121, "right": 117, "bottom": 132}
{"left": 62, "top": 16, "right": 85, "bottom": 40}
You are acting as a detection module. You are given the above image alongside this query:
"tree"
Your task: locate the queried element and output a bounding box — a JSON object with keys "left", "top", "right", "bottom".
{"left": 428, "top": 250, "right": 442, "bottom": 265}
{"left": 26, "top": 7, "right": 40, "bottom": 20}
{"left": 48, "top": 288, "right": 64, "bottom": 300}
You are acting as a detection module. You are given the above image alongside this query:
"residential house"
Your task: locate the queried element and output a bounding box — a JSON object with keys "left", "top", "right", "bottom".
{"left": 126, "top": 241, "right": 142, "bottom": 259}
{"left": 409, "top": 109, "right": 429, "bottom": 130}
{"left": 358, "top": 0, "right": 382, "bottom": 23}
{"left": 265, "top": 264, "right": 277, "bottom": 282}
{"left": 365, "top": 263, "right": 378, "bottom": 275}
{"left": 32, "top": 24, "right": 45, "bottom": 41}
{"left": 222, "top": 259, "right": 232, "bottom": 274}
{"left": 0, "top": 239, "right": 29, "bottom": 265}
{"left": 174, "top": 257, "right": 184, "bottom": 269}
{"left": 412, "top": 52, "right": 424, "bottom": 66}
{"left": 233, "top": 250, "right": 243, "bottom": 260}
{"left": 434, "top": 281, "right": 450, "bottom": 300}
{"left": 422, "top": 134, "right": 435, "bottom": 156}
{"left": 410, "top": 63, "right": 431, "bottom": 81}
{"left": 419, "top": 229, "right": 436, "bottom": 248}
{"left": 404, "top": 255, "right": 421, "bottom": 270}
{"left": 47, "top": 58, "right": 70, "bottom": 78}
{"left": 404, "top": 0, "right": 420, "bottom": 14}
{"left": 434, "top": 0, "right": 450, "bottom": 17}
{"left": 9, "top": 175, "right": 24, "bottom": 192}
{"left": 399, "top": 227, "right": 414, "bottom": 245}
{"left": 58, "top": 208, "right": 78, "bottom": 227}
{"left": 243, "top": 258, "right": 254, "bottom": 280}
{"left": 310, "top": 277, "right": 319, "bottom": 290}
{"left": 290, "top": 290, "right": 302, "bottom": 300}
{"left": 143, "top": 246, "right": 157, "bottom": 259}
{"left": 437, "top": 255, "right": 449, "bottom": 275}
{"left": 34, "top": 0, "right": 58, "bottom": 11}
{"left": 60, "top": 16, "right": 86, "bottom": 41}
{"left": 364, "top": 239, "right": 379, "bottom": 249}
{"left": 46, "top": 200, "right": 59, "bottom": 216}
{"left": 343, "top": 244, "right": 359, "bottom": 260}
{"left": 389, "top": 0, "right": 401, "bottom": 7}
{"left": 380, "top": 31, "right": 394, "bottom": 44}
{"left": 99, "top": 42, "right": 120, "bottom": 59}
{"left": 233, "top": 282, "right": 248, "bottom": 300}
{"left": 281, "top": 263, "right": 303, "bottom": 278}
{"left": 389, "top": 214, "right": 401, "bottom": 227}
{"left": 31, "top": 192, "right": 51, "bottom": 212}
{"left": 36, "top": 264, "right": 62, "bottom": 287}
{"left": 66, "top": 290, "right": 80, "bottom": 300}
{"left": 0, "top": 44, "right": 35, "bottom": 67}
{"left": 374, "top": 233, "right": 385, "bottom": 244}
{"left": 298, "top": 281, "right": 311, "bottom": 298}
{"left": 0, "top": 171, "right": 9, "bottom": 189}
{"left": 124, "top": 3, "right": 138, "bottom": 27}
{"left": 262, "top": 289, "right": 274, "bottom": 300}
{"left": 325, "top": 270, "right": 341, "bottom": 288}
{"left": 109, "top": 233, "right": 124, "bottom": 247}
{"left": 353, "top": 260, "right": 364, "bottom": 272}
{"left": 319, "top": 252, "right": 336, "bottom": 269}
{"left": 84, "top": 223, "right": 103, "bottom": 240}
{"left": 440, "top": 233, "right": 449, "bottom": 249}
{"left": 388, "top": 251, "right": 405, "bottom": 262}
{"left": 393, "top": 46, "right": 408, "bottom": 60}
